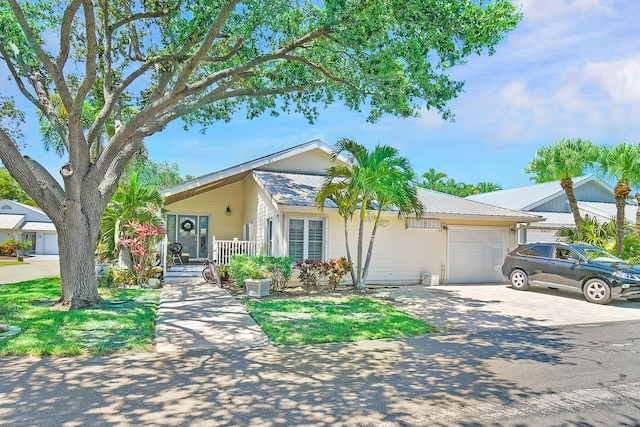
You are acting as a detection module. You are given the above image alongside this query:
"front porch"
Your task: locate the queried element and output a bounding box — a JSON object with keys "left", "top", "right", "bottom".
{"left": 162, "top": 238, "right": 258, "bottom": 278}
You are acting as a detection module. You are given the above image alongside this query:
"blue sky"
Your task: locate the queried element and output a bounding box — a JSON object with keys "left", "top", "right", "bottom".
{"left": 5, "top": 0, "right": 640, "bottom": 189}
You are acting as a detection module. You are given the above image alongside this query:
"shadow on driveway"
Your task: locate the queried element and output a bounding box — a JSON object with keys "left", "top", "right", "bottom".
{"left": 1, "top": 288, "right": 583, "bottom": 427}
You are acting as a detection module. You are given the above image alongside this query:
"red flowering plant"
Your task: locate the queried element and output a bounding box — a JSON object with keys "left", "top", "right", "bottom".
{"left": 119, "top": 220, "right": 165, "bottom": 286}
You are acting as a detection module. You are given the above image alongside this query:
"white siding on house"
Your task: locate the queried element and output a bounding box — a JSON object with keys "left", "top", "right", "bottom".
{"left": 243, "top": 175, "right": 278, "bottom": 256}
{"left": 328, "top": 213, "right": 447, "bottom": 285}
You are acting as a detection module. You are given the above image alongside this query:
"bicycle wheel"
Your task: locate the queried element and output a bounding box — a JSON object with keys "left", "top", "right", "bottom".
{"left": 202, "top": 265, "right": 222, "bottom": 287}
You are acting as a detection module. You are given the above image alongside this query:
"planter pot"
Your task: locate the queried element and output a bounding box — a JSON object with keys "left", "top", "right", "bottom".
{"left": 246, "top": 278, "right": 271, "bottom": 297}
{"left": 95, "top": 263, "right": 110, "bottom": 278}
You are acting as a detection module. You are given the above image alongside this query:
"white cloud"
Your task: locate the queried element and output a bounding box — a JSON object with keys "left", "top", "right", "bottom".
{"left": 518, "top": 0, "right": 610, "bottom": 21}
{"left": 583, "top": 53, "right": 640, "bottom": 104}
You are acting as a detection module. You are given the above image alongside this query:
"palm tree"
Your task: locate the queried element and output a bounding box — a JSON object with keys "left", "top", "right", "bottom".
{"left": 525, "top": 138, "right": 597, "bottom": 239}
{"left": 594, "top": 142, "right": 640, "bottom": 256}
{"left": 474, "top": 181, "right": 502, "bottom": 194}
{"left": 315, "top": 179, "right": 359, "bottom": 286}
{"left": 99, "top": 173, "right": 164, "bottom": 267}
{"left": 420, "top": 168, "right": 448, "bottom": 188}
{"left": 316, "top": 139, "right": 423, "bottom": 290}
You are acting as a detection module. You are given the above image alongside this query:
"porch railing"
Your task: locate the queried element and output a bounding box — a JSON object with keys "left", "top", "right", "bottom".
{"left": 212, "top": 239, "right": 257, "bottom": 265}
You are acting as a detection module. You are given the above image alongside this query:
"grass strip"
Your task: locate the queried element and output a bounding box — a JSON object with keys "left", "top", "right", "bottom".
{"left": 246, "top": 296, "right": 435, "bottom": 345}
{"left": 0, "top": 277, "right": 159, "bottom": 356}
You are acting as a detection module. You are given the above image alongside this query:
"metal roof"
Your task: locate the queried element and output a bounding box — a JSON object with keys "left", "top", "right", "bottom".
{"left": 528, "top": 212, "right": 575, "bottom": 228}
{"left": 466, "top": 175, "right": 606, "bottom": 211}
{"left": 578, "top": 201, "right": 637, "bottom": 225}
{"left": 0, "top": 214, "right": 25, "bottom": 230}
{"left": 254, "top": 170, "right": 541, "bottom": 222}
{"left": 21, "top": 222, "right": 56, "bottom": 232}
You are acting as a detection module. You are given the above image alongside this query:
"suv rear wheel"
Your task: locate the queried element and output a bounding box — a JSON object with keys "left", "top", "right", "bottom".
{"left": 510, "top": 269, "right": 530, "bottom": 290}
{"left": 583, "top": 278, "right": 612, "bottom": 304}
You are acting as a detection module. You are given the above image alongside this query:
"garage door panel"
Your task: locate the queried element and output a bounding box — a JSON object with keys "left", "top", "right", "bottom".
{"left": 449, "top": 228, "right": 506, "bottom": 284}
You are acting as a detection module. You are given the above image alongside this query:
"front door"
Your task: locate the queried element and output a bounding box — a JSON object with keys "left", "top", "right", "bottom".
{"left": 167, "top": 214, "right": 209, "bottom": 260}
{"left": 177, "top": 215, "right": 198, "bottom": 258}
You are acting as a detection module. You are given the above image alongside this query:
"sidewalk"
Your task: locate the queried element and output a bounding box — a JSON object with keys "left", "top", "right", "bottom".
{"left": 153, "top": 277, "right": 270, "bottom": 352}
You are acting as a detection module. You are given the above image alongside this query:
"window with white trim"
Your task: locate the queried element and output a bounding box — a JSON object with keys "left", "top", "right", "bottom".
{"left": 286, "top": 217, "right": 326, "bottom": 261}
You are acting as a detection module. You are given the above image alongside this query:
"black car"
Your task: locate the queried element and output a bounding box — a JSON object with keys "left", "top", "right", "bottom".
{"left": 501, "top": 242, "right": 640, "bottom": 304}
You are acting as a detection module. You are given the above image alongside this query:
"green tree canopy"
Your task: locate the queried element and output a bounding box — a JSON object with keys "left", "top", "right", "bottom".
{"left": 0, "top": 166, "right": 36, "bottom": 206}
{"left": 0, "top": 0, "right": 521, "bottom": 308}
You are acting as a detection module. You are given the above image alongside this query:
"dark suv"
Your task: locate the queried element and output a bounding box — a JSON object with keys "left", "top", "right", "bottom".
{"left": 501, "top": 242, "right": 640, "bottom": 304}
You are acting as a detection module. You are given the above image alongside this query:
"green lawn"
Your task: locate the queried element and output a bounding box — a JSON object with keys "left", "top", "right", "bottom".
{"left": 0, "top": 261, "right": 26, "bottom": 266}
{"left": 245, "top": 297, "right": 436, "bottom": 344}
{"left": 0, "top": 278, "right": 159, "bottom": 356}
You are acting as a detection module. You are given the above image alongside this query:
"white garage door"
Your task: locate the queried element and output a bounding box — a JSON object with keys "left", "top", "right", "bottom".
{"left": 43, "top": 233, "right": 59, "bottom": 255}
{"left": 448, "top": 226, "right": 507, "bottom": 283}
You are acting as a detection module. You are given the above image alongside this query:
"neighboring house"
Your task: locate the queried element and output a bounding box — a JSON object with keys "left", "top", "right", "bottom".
{"left": 161, "top": 140, "right": 541, "bottom": 284}
{"left": 0, "top": 199, "right": 59, "bottom": 255}
{"left": 467, "top": 175, "right": 636, "bottom": 243}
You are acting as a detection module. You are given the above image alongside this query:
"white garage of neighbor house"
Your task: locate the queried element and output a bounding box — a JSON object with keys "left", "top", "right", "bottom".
{"left": 0, "top": 199, "right": 59, "bottom": 255}
{"left": 161, "top": 140, "right": 542, "bottom": 285}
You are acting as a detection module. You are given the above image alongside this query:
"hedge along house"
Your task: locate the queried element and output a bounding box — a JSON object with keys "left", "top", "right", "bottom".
{"left": 161, "top": 140, "right": 542, "bottom": 284}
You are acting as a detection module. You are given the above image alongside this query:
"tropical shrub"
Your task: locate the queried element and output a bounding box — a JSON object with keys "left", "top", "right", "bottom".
{"left": 325, "top": 257, "right": 353, "bottom": 290}
{"left": 0, "top": 238, "right": 31, "bottom": 256}
{"left": 295, "top": 259, "right": 327, "bottom": 292}
{"left": 558, "top": 215, "right": 640, "bottom": 260}
{"left": 229, "top": 255, "right": 293, "bottom": 288}
{"left": 118, "top": 221, "right": 165, "bottom": 287}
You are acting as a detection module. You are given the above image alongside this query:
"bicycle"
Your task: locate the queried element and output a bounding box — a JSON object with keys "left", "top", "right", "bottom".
{"left": 202, "top": 258, "right": 222, "bottom": 287}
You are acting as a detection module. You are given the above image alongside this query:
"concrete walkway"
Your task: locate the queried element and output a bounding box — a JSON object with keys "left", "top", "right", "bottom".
{"left": 154, "top": 278, "right": 270, "bottom": 352}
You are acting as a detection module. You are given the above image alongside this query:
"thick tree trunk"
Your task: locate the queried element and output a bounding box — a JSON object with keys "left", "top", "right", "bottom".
{"left": 54, "top": 200, "right": 104, "bottom": 309}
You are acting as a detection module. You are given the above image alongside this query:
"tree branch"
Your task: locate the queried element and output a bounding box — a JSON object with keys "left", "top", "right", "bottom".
{"left": 7, "top": 0, "right": 73, "bottom": 109}
{"left": 172, "top": 0, "right": 241, "bottom": 90}
{"left": 56, "top": 0, "right": 82, "bottom": 71}
{"left": 0, "top": 127, "right": 65, "bottom": 219}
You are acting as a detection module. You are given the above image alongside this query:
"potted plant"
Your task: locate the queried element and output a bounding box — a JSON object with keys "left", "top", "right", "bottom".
{"left": 229, "top": 255, "right": 271, "bottom": 297}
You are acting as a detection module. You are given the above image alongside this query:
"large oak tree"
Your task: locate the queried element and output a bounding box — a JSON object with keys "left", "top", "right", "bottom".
{"left": 0, "top": 0, "right": 520, "bottom": 309}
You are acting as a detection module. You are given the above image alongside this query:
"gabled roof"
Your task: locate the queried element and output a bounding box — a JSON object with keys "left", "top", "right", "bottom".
{"left": 161, "top": 139, "right": 339, "bottom": 205}
{"left": 466, "top": 175, "right": 612, "bottom": 211}
{"left": 254, "top": 170, "right": 542, "bottom": 222}
{"left": 0, "top": 199, "right": 45, "bottom": 216}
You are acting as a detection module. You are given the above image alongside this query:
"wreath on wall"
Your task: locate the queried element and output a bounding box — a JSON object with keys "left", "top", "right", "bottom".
{"left": 180, "top": 219, "right": 195, "bottom": 233}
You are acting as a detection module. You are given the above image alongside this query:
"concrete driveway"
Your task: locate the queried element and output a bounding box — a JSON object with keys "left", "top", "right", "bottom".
{"left": 373, "top": 282, "right": 640, "bottom": 332}
{"left": 0, "top": 255, "right": 60, "bottom": 285}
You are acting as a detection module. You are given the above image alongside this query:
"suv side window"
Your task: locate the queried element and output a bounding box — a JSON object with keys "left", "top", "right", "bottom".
{"left": 555, "top": 247, "right": 580, "bottom": 261}
{"left": 518, "top": 244, "right": 552, "bottom": 258}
